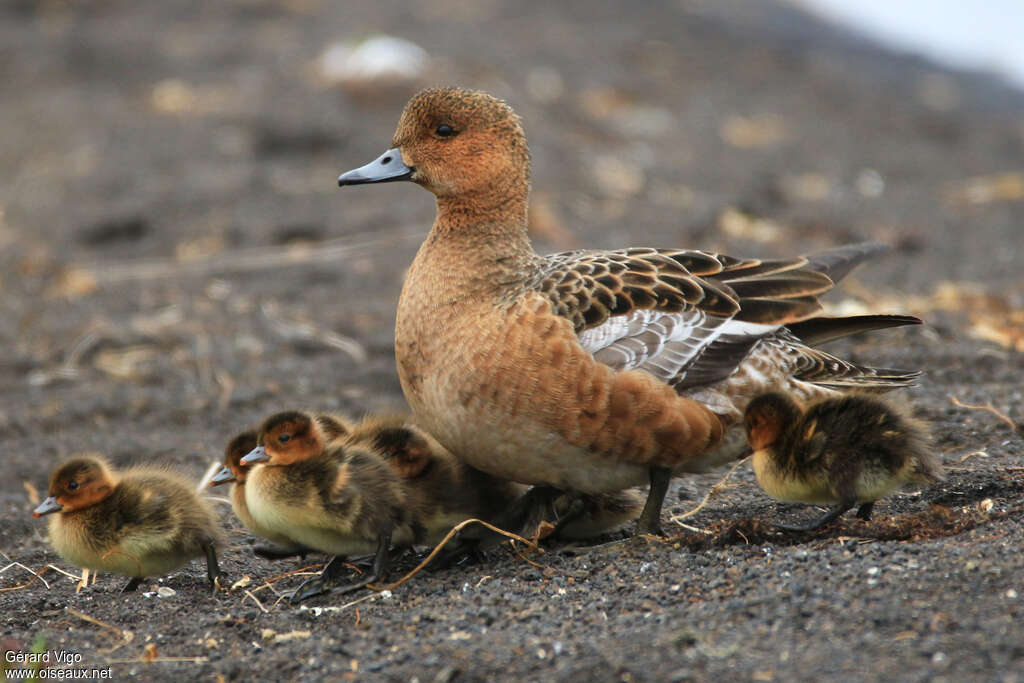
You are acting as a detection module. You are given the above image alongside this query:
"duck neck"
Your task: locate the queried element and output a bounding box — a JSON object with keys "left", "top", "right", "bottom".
{"left": 426, "top": 187, "right": 536, "bottom": 276}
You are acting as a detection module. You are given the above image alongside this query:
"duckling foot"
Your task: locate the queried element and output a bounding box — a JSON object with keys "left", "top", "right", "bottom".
{"left": 776, "top": 502, "right": 854, "bottom": 532}
{"left": 203, "top": 542, "right": 226, "bottom": 593}
{"left": 855, "top": 502, "right": 875, "bottom": 521}
{"left": 252, "top": 543, "right": 310, "bottom": 561}
{"left": 121, "top": 577, "right": 142, "bottom": 593}
{"left": 290, "top": 534, "right": 391, "bottom": 604}
{"left": 635, "top": 467, "right": 671, "bottom": 536}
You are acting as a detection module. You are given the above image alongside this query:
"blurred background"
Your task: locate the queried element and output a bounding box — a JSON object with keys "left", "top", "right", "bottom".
{"left": 1, "top": 0, "right": 1021, "bottom": 484}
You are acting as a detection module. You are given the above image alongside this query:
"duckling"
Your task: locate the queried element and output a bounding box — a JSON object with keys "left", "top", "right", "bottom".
{"left": 344, "top": 413, "right": 645, "bottom": 544}
{"left": 210, "top": 430, "right": 312, "bottom": 560}
{"left": 743, "top": 392, "right": 943, "bottom": 530}
{"left": 33, "top": 456, "right": 225, "bottom": 592}
{"left": 241, "top": 411, "right": 411, "bottom": 602}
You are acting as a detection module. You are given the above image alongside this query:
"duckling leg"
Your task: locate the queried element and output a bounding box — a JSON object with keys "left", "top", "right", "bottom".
{"left": 252, "top": 543, "right": 310, "bottom": 560}
{"left": 776, "top": 501, "right": 854, "bottom": 531}
{"left": 202, "top": 541, "right": 225, "bottom": 592}
{"left": 290, "top": 534, "right": 391, "bottom": 603}
{"left": 333, "top": 534, "right": 392, "bottom": 595}
{"left": 856, "top": 502, "right": 875, "bottom": 521}
{"left": 121, "top": 577, "right": 142, "bottom": 593}
{"left": 635, "top": 467, "right": 671, "bottom": 536}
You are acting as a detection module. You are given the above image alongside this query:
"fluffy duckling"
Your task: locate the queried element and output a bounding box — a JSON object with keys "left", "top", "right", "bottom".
{"left": 33, "top": 456, "right": 225, "bottom": 592}
{"left": 337, "top": 87, "right": 921, "bottom": 535}
{"left": 743, "top": 392, "right": 943, "bottom": 530}
{"left": 210, "top": 430, "right": 311, "bottom": 559}
{"left": 333, "top": 412, "right": 645, "bottom": 542}
{"left": 241, "top": 411, "right": 411, "bottom": 602}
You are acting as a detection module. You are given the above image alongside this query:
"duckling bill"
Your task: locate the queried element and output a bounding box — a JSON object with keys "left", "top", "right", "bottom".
{"left": 743, "top": 392, "right": 943, "bottom": 530}
{"left": 34, "top": 456, "right": 225, "bottom": 592}
{"left": 210, "top": 430, "right": 312, "bottom": 560}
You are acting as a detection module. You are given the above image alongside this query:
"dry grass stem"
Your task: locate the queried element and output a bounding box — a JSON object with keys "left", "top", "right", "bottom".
{"left": 950, "top": 396, "right": 1022, "bottom": 434}
{"left": 70, "top": 229, "right": 424, "bottom": 285}
{"left": 670, "top": 456, "right": 749, "bottom": 528}
{"left": 366, "top": 518, "right": 538, "bottom": 592}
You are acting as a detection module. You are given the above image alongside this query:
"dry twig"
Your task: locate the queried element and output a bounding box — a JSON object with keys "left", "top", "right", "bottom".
{"left": 950, "top": 395, "right": 1023, "bottom": 435}
{"left": 670, "top": 456, "right": 750, "bottom": 531}
{"left": 367, "top": 518, "right": 538, "bottom": 592}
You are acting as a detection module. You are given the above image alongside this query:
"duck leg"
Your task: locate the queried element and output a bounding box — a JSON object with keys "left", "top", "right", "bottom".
{"left": 121, "top": 577, "right": 142, "bottom": 593}
{"left": 776, "top": 501, "right": 855, "bottom": 531}
{"left": 202, "top": 541, "right": 225, "bottom": 592}
{"left": 855, "top": 502, "right": 875, "bottom": 521}
{"left": 290, "top": 534, "right": 391, "bottom": 603}
{"left": 635, "top": 466, "right": 671, "bottom": 536}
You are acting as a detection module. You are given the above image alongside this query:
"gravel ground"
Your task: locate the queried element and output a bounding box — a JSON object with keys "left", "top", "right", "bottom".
{"left": 1, "top": 1, "right": 1022, "bottom": 681}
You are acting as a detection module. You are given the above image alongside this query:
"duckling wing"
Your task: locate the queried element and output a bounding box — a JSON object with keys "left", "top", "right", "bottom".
{"left": 532, "top": 248, "right": 833, "bottom": 389}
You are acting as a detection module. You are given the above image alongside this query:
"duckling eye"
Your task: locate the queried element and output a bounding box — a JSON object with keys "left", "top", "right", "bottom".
{"left": 278, "top": 434, "right": 291, "bottom": 443}
{"left": 67, "top": 481, "right": 79, "bottom": 491}
{"left": 434, "top": 124, "right": 456, "bottom": 138}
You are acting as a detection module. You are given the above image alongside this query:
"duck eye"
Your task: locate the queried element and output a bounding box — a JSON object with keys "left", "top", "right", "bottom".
{"left": 435, "top": 124, "right": 456, "bottom": 138}
{"left": 278, "top": 434, "right": 291, "bottom": 443}
{"left": 67, "top": 481, "right": 79, "bottom": 491}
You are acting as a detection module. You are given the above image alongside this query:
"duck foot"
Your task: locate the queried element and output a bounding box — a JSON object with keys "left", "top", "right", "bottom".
{"left": 252, "top": 544, "right": 310, "bottom": 561}
{"left": 121, "top": 577, "right": 142, "bottom": 593}
{"left": 290, "top": 534, "right": 391, "bottom": 604}
{"left": 635, "top": 467, "right": 671, "bottom": 536}
{"left": 775, "top": 502, "right": 854, "bottom": 531}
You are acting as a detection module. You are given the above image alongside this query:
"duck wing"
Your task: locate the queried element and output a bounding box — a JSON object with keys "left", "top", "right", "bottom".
{"left": 532, "top": 247, "right": 835, "bottom": 389}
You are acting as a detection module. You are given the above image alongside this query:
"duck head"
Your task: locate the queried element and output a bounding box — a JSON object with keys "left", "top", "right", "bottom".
{"left": 211, "top": 430, "right": 258, "bottom": 486}
{"left": 743, "top": 392, "right": 803, "bottom": 452}
{"left": 338, "top": 88, "right": 531, "bottom": 213}
{"left": 34, "top": 456, "right": 117, "bottom": 517}
{"left": 243, "top": 411, "right": 327, "bottom": 467}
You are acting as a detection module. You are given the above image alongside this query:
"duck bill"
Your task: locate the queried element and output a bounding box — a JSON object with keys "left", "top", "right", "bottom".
{"left": 240, "top": 445, "right": 269, "bottom": 465}
{"left": 210, "top": 466, "right": 236, "bottom": 486}
{"left": 33, "top": 496, "right": 63, "bottom": 518}
{"left": 338, "top": 148, "right": 413, "bottom": 186}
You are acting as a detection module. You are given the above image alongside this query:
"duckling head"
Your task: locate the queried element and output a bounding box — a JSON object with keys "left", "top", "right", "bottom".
{"left": 743, "top": 392, "right": 803, "bottom": 451}
{"left": 33, "top": 456, "right": 117, "bottom": 517}
{"left": 244, "top": 411, "right": 326, "bottom": 466}
{"left": 338, "top": 87, "right": 530, "bottom": 203}
{"left": 211, "top": 430, "right": 258, "bottom": 486}
{"left": 347, "top": 416, "right": 445, "bottom": 479}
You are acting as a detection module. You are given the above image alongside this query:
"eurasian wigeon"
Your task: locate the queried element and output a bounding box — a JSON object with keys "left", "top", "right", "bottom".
{"left": 744, "top": 392, "right": 943, "bottom": 530}
{"left": 210, "top": 430, "right": 313, "bottom": 559}
{"left": 33, "top": 456, "right": 225, "bottom": 592}
{"left": 337, "top": 87, "right": 920, "bottom": 534}
{"left": 241, "top": 410, "right": 411, "bottom": 601}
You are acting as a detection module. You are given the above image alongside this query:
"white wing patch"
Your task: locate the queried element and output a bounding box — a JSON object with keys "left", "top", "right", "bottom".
{"left": 577, "top": 309, "right": 780, "bottom": 385}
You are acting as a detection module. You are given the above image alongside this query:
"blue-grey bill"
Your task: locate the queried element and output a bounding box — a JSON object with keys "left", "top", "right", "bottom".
{"left": 338, "top": 147, "right": 413, "bottom": 186}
